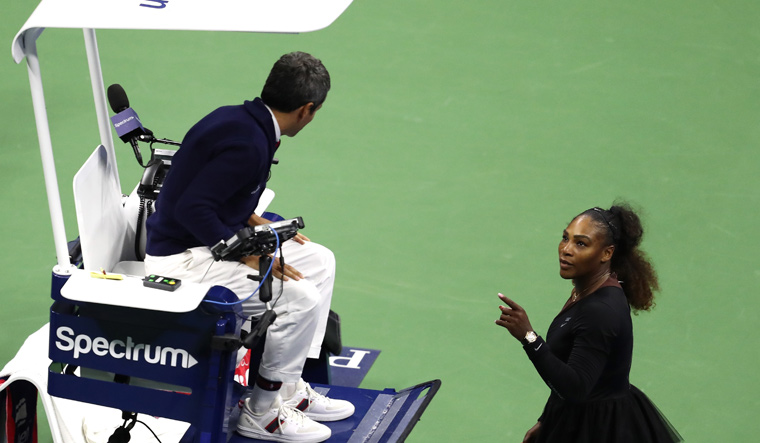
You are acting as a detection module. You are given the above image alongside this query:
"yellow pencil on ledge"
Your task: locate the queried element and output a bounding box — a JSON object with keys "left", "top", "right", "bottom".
{"left": 90, "top": 268, "right": 124, "bottom": 280}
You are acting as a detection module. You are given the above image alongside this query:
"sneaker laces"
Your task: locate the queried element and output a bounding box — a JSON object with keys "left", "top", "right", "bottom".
{"left": 277, "top": 402, "right": 308, "bottom": 428}
{"left": 302, "top": 382, "right": 330, "bottom": 406}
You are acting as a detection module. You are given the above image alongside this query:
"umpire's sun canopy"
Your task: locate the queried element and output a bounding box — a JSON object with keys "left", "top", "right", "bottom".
{"left": 13, "top": 0, "right": 353, "bottom": 63}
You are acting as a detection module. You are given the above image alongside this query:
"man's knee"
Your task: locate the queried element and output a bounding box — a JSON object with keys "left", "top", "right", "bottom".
{"left": 284, "top": 241, "right": 335, "bottom": 269}
{"left": 309, "top": 242, "right": 336, "bottom": 272}
{"left": 276, "top": 280, "right": 328, "bottom": 314}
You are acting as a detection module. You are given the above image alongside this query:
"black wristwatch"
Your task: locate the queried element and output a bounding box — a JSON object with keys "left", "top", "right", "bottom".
{"left": 521, "top": 331, "right": 538, "bottom": 346}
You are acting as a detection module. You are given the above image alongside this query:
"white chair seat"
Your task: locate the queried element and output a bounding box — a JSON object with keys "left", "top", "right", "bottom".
{"left": 112, "top": 260, "right": 146, "bottom": 277}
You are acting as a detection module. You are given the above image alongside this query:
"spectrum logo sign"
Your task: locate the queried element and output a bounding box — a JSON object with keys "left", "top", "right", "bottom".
{"left": 140, "top": 0, "right": 169, "bottom": 8}
{"left": 55, "top": 326, "right": 198, "bottom": 369}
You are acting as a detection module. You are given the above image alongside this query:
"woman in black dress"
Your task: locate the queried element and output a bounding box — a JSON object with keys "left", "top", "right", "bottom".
{"left": 495, "top": 203, "right": 682, "bottom": 443}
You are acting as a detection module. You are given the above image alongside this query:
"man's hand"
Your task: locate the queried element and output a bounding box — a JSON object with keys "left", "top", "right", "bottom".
{"left": 249, "top": 213, "right": 273, "bottom": 226}
{"left": 292, "top": 232, "right": 310, "bottom": 244}
{"left": 241, "top": 255, "right": 303, "bottom": 281}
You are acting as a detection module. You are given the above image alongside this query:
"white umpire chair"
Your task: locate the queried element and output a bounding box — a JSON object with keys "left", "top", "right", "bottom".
{"left": 4, "top": 3, "right": 440, "bottom": 442}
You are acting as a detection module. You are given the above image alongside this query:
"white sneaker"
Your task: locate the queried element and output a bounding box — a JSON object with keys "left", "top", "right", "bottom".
{"left": 237, "top": 396, "right": 331, "bottom": 443}
{"left": 284, "top": 379, "right": 355, "bottom": 422}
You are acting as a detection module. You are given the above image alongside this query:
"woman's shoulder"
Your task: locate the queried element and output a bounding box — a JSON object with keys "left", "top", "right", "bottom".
{"left": 580, "top": 286, "right": 630, "bottom": 318}
{"left": 569, "top": 287, "right": 631, "bottom": 337}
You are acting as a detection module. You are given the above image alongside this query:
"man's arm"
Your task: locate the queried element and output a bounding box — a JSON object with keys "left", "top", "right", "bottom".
{"left": 174, "top": 145, "right": 258, "bottom": 247}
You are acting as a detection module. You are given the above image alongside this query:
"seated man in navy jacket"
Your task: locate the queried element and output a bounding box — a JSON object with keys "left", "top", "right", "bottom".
{"left": 145, "top": 52, "right": 353, "bottom": 443}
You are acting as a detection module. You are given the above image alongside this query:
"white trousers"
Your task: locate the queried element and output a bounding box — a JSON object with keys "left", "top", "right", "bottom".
{"left": 144, "top": 240, "right": 335, "bottom": 383}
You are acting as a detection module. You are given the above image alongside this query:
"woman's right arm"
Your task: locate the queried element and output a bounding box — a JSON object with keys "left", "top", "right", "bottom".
{"left": 523, "top": 422, "right": 541, "bottom": 443}
{"left": 523, "top": 300, "right": 621, "bottom": 402}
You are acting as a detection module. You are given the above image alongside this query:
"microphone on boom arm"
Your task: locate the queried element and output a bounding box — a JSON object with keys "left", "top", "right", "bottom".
{"left": 107, "top": 83, "right": 153, "bottom": 166}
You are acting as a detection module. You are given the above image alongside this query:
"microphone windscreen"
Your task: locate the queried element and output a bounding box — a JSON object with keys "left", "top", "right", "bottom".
{"left": 107, "top": 84, "right": 130, "bottom": 113}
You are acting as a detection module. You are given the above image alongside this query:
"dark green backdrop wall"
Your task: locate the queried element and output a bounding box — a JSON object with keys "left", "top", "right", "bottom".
{"left": 2, "top": 1, "right": 758, "bottom": 441}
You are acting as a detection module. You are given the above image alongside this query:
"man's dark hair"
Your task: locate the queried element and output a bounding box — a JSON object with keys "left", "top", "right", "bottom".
{"left": 261, "top": 52, "right": 330, "bottom": 113}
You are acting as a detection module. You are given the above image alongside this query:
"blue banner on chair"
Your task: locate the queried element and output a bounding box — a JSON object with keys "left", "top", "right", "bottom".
{"left": 329, "top": 347, "right": 381, "bottom": 388}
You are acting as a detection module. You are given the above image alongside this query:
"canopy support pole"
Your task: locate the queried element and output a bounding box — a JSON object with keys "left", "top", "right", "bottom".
{"left": 23, "top": 31, "right": 76, "bottom": 275}
{"left": 83, "top": 28, "right": 120, "bottom": 191}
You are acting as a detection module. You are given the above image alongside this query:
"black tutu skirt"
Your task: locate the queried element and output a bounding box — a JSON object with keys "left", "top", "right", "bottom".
{"left": 535, "top": 385, "right": 682, "bottom": 443}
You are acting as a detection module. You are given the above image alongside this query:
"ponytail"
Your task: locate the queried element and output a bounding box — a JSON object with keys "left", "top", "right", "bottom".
{"left": 583, "top": 202, "right": 659, "bottom": 311}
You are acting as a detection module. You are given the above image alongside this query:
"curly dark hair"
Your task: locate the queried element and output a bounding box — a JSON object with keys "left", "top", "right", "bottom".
{"left": 261, "top": 51, "right": 330, "bottom": 113}
{"left": 580, "top": 202, "right": 659, "bottom": 312}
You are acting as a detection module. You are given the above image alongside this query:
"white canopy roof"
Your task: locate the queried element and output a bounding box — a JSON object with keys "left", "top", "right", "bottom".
{"left": 13, "top": 0, "right": 353, "bottom": 63}
{"left": 12, "top": 0, "right": 353, "bottom": 274}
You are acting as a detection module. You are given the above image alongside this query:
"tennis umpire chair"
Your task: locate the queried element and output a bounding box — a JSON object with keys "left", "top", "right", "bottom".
{"left": 47, "top": 143, "right": 251, "bottom": 442}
